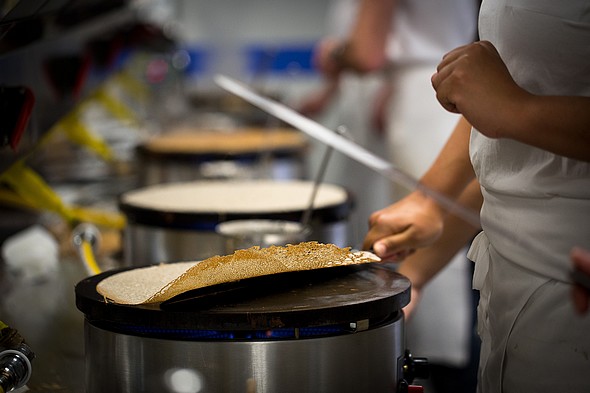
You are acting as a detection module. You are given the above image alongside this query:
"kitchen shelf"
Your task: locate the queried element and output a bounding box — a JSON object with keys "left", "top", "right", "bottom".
{"left": 0, "top": 1, "right": 138, "bottom": 175}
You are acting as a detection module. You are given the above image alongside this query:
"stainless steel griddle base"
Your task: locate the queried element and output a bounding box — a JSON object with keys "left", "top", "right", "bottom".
{"left": 76, "top": 263, "right": 411, "bottom": 393}
{"left": 84, "top": 314, "right": 405, "bottom": 393}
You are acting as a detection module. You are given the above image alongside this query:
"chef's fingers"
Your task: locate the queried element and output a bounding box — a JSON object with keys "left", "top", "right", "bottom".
{"left": 372, "top": 238, "right": 411, "bottom": 260}
{"left": 362, "top": 228, "right": 405, "bottom": 255}
{"left": 436, "top": 41, "right": 497, "bottom": 73}
{"left": 572, "top": 285, "right": 589, "bottom": 314}
{"left": 571, "top": 247, "right": 590, "bottom": 314}
{"left": 571, "top": 246, "right": 590, "bottom": 274}
{"left": 431, "top": 53, "right": 462, "bottom": 113}
{"left": 364, "top": 211, "right": 404, "bottom": 251}
{"left": 374, "top": 247, "right": 415, "bottom": 263}
{"left": 432, "top": 72, "right": 460, "bottom": 114}
{"left": 436, "top": 43, "right": 471, "bottom": 72}
{"left": 432, "top": 41, "right": 502, "bottom": 114}
{"left": 371, "top": 227, "right": 428, "bottom": 260}
{"left": 364, "top": 224, "right": 441, "bottom": 258}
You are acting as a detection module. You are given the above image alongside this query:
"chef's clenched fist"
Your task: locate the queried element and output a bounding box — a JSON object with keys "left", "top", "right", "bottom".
{"left": 431, "top": 40, "right": 529, "bottom": 140}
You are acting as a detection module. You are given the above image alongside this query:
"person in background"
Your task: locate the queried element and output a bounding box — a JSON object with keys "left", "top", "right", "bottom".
{"left": 298, "top": 0, "right": 393, "bottom": 252}
{"left": 363, "top": 0, "right": 590, "bottom": 391}
{"left": 301, "top": 1, "right": 481, "bottom": 391}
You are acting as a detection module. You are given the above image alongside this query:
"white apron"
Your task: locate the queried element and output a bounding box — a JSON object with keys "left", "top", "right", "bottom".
{"left": 470, "top": 232, "right": 590, "bottom": 393}
{"left": 470, "top": 0, "right": 590, "bottom": 391}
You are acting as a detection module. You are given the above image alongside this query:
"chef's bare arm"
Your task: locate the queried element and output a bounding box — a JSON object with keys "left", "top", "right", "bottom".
{"left": 363, "top": 117, "right": 476, "bottom": 259}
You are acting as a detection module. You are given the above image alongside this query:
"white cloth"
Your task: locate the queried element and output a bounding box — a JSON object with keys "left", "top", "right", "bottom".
{"left": 386, "top": 0, "right": 479, "bottom": 64}
{"left": 472, "top": 0, "right": 590, "bottom": 282}
{"left": 325, "top": 0, "right": 359, "bottom": 37}
{"left": 470, "top": 0, "right": 590, "bottom": 391}
{"left": 326, "top": 0, "right": 480, "bottom": 64}
{"left": 469, "top": 232, "right": 590, "bottom": 393}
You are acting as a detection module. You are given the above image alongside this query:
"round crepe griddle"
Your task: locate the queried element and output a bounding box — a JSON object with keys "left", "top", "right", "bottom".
{"left": 76, "top": 263, "right": 410, "bottom": 332}
{"left": 137, "top": 127, "right": 308, "bottom": 159}
{"left": 119, "top": 180, "right": 353, "bottom": 230}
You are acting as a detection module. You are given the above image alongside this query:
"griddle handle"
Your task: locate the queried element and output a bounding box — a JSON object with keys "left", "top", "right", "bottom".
{"left": 402, "top": 349, "right": 430, "bottom": 383}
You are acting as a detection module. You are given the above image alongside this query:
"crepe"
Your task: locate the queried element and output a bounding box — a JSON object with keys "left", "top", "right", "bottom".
{"left": 120, "top": 180, "right": 348, "bottom": 214}
{"left": 142, "top": 127, "right": 307, "bottom": 154}
{"left": 96, "top": 242, "right": 380, "bottom": 305}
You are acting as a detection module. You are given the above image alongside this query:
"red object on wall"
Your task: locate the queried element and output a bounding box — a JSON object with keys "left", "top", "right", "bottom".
{"left": 0, "top": 85, "right": 35, "bottom": 150}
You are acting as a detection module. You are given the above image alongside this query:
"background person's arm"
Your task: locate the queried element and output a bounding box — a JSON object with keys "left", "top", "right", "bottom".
{"left": 315, "top": 0, "right": 396, "bottom": 77}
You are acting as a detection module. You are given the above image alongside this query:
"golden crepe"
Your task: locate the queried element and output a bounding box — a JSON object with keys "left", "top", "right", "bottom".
{"left": 97, "top": 242, "right": 380, "bottom": 305}
{"left": 121, "top": 180, "right": 348, "bottom": 214}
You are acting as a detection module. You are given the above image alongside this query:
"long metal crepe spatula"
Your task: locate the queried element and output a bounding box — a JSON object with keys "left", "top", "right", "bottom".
{"left": 214, "top": 75, "right": 590, "bottom": 292}
{"left": 215, "top": 74, "right": 480, "bottom": 229}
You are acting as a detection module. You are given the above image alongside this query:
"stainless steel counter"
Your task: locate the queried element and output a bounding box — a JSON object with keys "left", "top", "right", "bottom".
{"left": 1, "top": 256, "right": 89, "bottom": 392}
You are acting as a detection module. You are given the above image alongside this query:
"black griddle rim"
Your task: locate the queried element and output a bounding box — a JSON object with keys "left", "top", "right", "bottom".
{"left": 75, "top": 264, "right": 410, "bottom": 331}
{"left": 87, "top": 312, "right": 403, "bottom": 342}
{"left": 136, "top": 145, "right": 306, "bottom": 162}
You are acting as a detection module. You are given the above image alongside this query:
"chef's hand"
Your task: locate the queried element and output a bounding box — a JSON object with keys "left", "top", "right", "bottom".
{"left": 363, "top": 191, "right": 444, "bottom": 261}
{"left": 431, "top": 41, "right": 529, "bottom": 139}
{"left": 571, "top": 247, "right": 590, "bottom": 314}
{"left": 313, "top": 37, "right": 344, "bottom": 79}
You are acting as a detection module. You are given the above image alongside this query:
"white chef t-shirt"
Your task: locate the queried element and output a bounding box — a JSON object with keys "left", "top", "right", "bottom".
{"left": 471, "top": 0, "right": 590, "bottom": 283}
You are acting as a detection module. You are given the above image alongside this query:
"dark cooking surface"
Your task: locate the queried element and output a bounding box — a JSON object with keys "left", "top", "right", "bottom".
{"left": 76, "top": 263, "right": 410, "bottom": 331}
